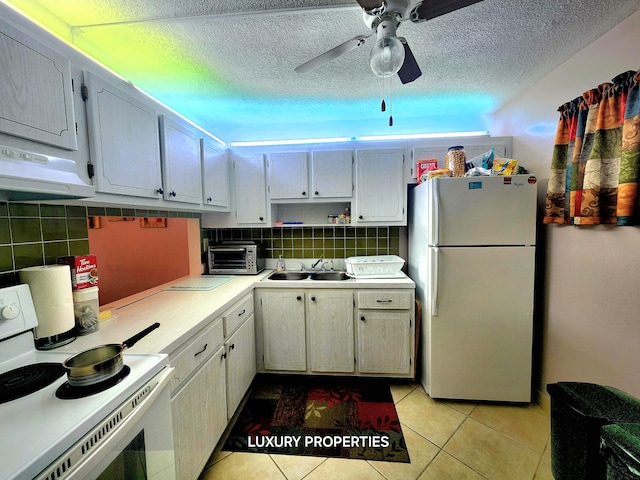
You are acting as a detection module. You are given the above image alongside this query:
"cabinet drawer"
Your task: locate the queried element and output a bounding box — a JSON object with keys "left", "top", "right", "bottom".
{"left": 170, "top": 320, "right": 224, "bottom": 394}
{"left": 357, "top": 290, "right": 412, "bottom": 310}
{"left": 223, "top": 293, "right": 254, "bottom": 336}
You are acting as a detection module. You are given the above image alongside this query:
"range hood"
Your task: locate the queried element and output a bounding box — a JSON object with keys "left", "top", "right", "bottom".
{"left": 0, "top": 144, "right": 95, "bottom": 202}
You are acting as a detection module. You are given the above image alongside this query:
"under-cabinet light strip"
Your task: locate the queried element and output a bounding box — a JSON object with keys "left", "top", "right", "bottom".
{"left": 229, "top": 131, "right": 489, "bottom": 147}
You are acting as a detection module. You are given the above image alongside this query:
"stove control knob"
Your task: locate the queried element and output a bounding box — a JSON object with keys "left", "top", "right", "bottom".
{"left": 1, "top": 304, "right": 20, "bottom": 320}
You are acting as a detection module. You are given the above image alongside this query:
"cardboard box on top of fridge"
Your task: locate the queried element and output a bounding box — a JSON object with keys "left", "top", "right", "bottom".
{"left": 58, "top": 255, "right": 98, "bottom": 290}
{"left": 416, "top": 158, "right": 439, "bottom": 184}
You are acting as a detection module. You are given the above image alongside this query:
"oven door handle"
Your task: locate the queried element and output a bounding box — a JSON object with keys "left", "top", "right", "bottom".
{"left": 36, "top": 366, "right": 175, "bottom": 480}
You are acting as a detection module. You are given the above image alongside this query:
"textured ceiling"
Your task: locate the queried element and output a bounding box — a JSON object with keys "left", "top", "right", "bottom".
{"left": 5, "top": 0, "right": 640, "bottom": 143}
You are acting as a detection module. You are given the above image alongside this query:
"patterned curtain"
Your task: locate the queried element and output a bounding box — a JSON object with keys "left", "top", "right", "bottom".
{"left": 544, "top": 69, "right": 640, "bottom": 225}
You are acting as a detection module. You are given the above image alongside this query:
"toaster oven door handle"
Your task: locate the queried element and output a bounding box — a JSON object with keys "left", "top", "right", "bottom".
{"left": 211, "top": 248, "right": 246, "bottom": 252}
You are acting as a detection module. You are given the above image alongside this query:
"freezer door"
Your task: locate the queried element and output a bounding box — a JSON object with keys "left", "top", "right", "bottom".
{"left": 430, "top": 176, "right": 537, "bottom": 246}
{"left": 424, "top": 246, "right": 535, "bottom": 402}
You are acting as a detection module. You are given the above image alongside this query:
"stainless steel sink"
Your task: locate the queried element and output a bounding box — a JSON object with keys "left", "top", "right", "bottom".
{"left": 309, "top": 271, "right": 350, "bottom": 281}
{"left": 267, "top": 271, "right": 311, "bottom": 281}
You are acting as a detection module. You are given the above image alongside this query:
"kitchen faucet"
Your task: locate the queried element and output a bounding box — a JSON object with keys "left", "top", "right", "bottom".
{"left": 311, "top": 256, "right": 323, "bottom": 270}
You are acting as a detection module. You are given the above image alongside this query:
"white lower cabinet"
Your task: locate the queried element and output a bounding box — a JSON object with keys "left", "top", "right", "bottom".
{"left": 307, "top": 290, "right": 355, "bottom": 373}
{"left": 356, "top": 290, "right": 414, "bottom": 376}
{"left": 170, "top": 292, "right": 257, "bottom": 480}
{"left": 171, "top": 344, "right": 226, "bottom": 480}
{"left": 220, "top": 292, "right": 256, "bottom": 420}
{"left": 257, "top": 286, "right": 414, "bottom": 378}
{"left": 260, "top": 290, "right": 307, "bottom": 371}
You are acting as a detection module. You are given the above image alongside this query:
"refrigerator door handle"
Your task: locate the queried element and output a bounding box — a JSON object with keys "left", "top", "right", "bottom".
{"left": 431, "top": 179, "right": 440, "bottom": 246}
{"left": 431, "top": 247, "right": 439, "bottom": 316}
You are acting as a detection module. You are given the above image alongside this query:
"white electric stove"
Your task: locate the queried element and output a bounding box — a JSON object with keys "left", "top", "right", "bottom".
{"left": 0, "top": 284, "right": 175, "bottom": 480}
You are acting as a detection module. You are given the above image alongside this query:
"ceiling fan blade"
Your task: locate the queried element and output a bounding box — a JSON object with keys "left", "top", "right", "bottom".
{"left": 294, "top": 34, "right": 372, "bottom": 74}
{"left": 414, "top": 0, "right": 483, "bottom": 21}
{"left": 355, "top": 0, "right": 384, "bottom": 11}
{"left": 397, "top": 38, "right": 422, "bottom": 84}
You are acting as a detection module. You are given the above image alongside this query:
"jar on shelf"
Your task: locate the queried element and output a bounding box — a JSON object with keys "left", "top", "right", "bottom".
{"left": 446, "top": 146, "right": 466, "bottom": 177}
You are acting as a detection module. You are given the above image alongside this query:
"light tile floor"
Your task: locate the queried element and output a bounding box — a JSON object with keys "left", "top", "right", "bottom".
{"left": 199, "top": 382, "right": 553, "bottom": 480}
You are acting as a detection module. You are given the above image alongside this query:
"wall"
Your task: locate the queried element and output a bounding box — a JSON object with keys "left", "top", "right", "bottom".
{"left": 493, "top": 10, "right": 640, "bottom": 398}
{"left": 0, "top": 202, "right": 202, "bottom": 303}
{"left": 88, "top": 217, "right": 194, "bottom": 304}
{"left": 203, "top": 226, "right": 402, "bottom": 260}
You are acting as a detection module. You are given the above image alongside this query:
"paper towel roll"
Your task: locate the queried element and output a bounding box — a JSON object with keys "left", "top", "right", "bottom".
{"left": 20, "top": 265, "right": 75, "bottom": 338}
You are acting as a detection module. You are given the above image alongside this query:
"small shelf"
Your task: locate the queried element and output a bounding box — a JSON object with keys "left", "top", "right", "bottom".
{"left": 271, "top": 202, "right": 350, "bottom": 227}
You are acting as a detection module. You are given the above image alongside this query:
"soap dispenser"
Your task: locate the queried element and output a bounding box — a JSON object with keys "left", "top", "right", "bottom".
{"left": 276, "top": 255, "right": 285, "bottom": 272}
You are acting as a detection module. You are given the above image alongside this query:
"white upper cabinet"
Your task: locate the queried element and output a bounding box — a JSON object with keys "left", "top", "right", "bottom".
{"left": 354, "top": 148, "right": 406, "bottom": 225}
{"left": 0, "top": 17, "right": 77, "bottom": 150}
{"left": 234, "top": 153, "right": 268, "bottom": 225}
{"left": 267, "top": 152, "right": 309, "bottom": 200}
{"left": 201, "top": 137, "right": 230, "bottom": 211}
{"left": 311, "top": 150, "right": 353, "bottom": 199}
{"left": 84, "top": 72, "right": 163, "bottom": 198}
{"left": 267, "top": 150, "right": 353, "bottom": 202}
{"left": 159, "top": 114, "right": 202, "bottom": 205}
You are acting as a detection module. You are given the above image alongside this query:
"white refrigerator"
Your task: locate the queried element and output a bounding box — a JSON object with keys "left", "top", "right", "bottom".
{"left": 408, "top": 175, "right": 537, "bottom": 402}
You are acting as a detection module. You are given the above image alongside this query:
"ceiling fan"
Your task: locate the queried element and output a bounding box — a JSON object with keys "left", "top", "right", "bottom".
{"left": 295, "top": 0, "right": 483, "bottom": 84}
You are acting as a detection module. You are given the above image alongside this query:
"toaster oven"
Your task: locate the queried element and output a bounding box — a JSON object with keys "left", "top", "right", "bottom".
{"left": 207, "top": 241, "right": 265, "bottom": 275}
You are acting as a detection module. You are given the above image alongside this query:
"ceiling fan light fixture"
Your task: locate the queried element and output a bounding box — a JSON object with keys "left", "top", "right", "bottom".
{"left": 369, "top": 35, "right": 405, "bottom": 77}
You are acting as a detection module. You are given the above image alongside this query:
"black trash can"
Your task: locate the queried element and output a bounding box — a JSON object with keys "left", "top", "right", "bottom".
{"left": 600, "top": 423, "right": 640, "bottom": 480}
{"left": 546, "top": 382, "right": 640, "bottom": 480}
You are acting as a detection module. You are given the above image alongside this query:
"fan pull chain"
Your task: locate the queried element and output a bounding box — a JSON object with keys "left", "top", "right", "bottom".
{"left": 381, "top": 76, "right": 386, "bottom": 112}
{"left": 388, "top": 77, "right": 394, "bottom": 127}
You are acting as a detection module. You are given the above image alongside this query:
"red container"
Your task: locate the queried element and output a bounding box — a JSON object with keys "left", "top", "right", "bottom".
{"left": 58, "top": 255, "right": 98, "bottom": 290}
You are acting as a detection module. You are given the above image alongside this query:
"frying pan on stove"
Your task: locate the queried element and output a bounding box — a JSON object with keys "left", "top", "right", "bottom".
{"left": 62, "top": 323, "right": 160, "bottom": 386}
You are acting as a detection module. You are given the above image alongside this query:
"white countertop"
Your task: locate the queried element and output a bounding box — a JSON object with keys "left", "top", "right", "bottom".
{"left": 53, "top": 271, "right": 414, "bottom": 356}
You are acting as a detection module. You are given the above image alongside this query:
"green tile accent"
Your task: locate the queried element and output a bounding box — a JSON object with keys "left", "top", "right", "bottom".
{"left": 41, "top": 204, "right": 66, "bottom": 217}
{"left": 9, "top": 203, "right": 39, "bottom": 217}
{"left": 0, "top": 246, "right": 13, "bottom": 271}
{"left": 88, "top": 206, "right": 107, "bottom": 216}
{"left": 106, "top": 207, "right": 123, "bottom": 216}
{"left": 65, "top": 205, "right": 87, "bottom": 218}
{"left": 11, "top": 218, "right": 42, "bottom": 243}
{"left": 44, "top": 241, "right": 69, "bottom": 265}
{"left": 42, "top": 218, "right": 68, "bottom": 241}
{"left": 0, "top": 218, "right": 10, "bottom": 244}
{"left": 14, "top": 243, "right": 43, "bottom": 269}
{"left": 69, "top": 240, "right": 90, "bottom": 255}
{"left": 67, "top": 218, "right": 88, "bottom": 239}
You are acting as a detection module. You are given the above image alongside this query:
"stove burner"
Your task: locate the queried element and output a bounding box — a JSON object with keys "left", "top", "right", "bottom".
{"left": 0, "top": 363, "right": 66, "bottom": 404}
{"left": 55, "top": 365, "right": 131, "bottom": 400}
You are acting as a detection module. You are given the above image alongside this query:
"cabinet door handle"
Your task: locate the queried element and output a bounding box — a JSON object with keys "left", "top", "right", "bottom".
{"left": 221, "top": 352, "right": 227, "bottom": 360}
{"left": 360, "top": 315, "right": 366, "bottom": 321}
{"left": 194, "top": 343, "right": 208, "bottom": 357}
{"left": 229, "top": 343, "right": 235, "bottom": 350}
{"left": 170, "top": 191, "right": 177, "bottom": 197}
{"left": 296, "top": 296, "right": 302, "bottom": 301}
{"left": 311, "top": 296, "right": 316, "bottom": 302}
{"left": 359, "top": 215, "right": 363, "bottom": 220}
{"left": 376, "top": 299, "right": 393, "bottom": 303}
{"left": 238, "top": 309, "right": 246, "bottom": 317}
{"left": 259, "top": 216, "right": 264, "bottom": 221}
{"left": 207, "top": 196, "right": 212, "bottom": 202}
{"left": 302, "top": 191, "right": 306, "bottom": 196}
{"left": 156, "top": 188, "right": 164, "bottom": 195}
{"left": 314, "top": 191, "right": 319, "bottom": 195}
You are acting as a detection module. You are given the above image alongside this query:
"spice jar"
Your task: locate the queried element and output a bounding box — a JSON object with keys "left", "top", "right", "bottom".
{"left": 446, "top": 146, "right": 466, "bottom": 177}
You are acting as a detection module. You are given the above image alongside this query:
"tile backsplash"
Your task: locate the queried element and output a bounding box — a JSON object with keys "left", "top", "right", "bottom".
{"left": 0, "top": 202, "right": 199, "bottom": 286}
{"left": 203, "top": 226, "right": 401, "bottom": 259}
